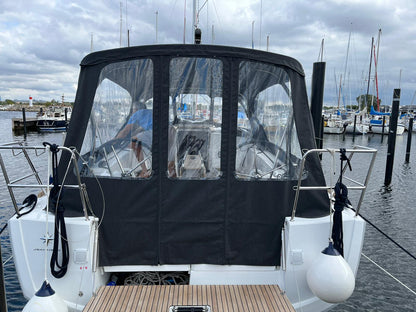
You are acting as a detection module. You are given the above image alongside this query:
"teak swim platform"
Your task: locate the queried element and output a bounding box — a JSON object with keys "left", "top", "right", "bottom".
{"left": 83, "top": 284, "right": 295, "bottom": 312}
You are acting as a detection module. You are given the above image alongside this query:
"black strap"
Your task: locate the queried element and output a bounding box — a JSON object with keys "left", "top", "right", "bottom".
{"left": 16, "top": 194, "right": 38, "bottom": 218}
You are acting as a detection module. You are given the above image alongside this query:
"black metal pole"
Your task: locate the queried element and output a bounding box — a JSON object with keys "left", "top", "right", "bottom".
{"left": 384, "top": 89, "right": 400, "bottom": 186}
{"left": 310, "top": 62, "right": 326, "bottom": 149}
{"left": 381, "top": 115, "right": 386, "bottom": 143}
{"left": 0, "top": 241, "right": 8, "bottom": 312}
{"left": 22, "top": 108, "right": 27, "bottom": 139}
{"left": 65, "top": 107, "right": 68, "bottom": 131}
{"left": 320, "top": 116, "right": 324, "bottom": 149}
{"left": 405, "top": 117, "right": 413, "bottom": 163}
{"left": 352, "top": 115, "right": 357, "bottom": 142}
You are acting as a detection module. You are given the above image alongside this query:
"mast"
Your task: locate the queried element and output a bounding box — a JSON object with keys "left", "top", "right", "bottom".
{"left": 337, "top": 74, "right": 343, "bottom": 110}
{"left": 251, "top": 21, "right": 255, "bottom": 49}
{"left": 183, "top": 0, "right": 186, "bottom": 43}
{"left": 373, "top": 44, "right": 379, "bottom": 111}
{"left": 374, "top": 29, "right": 381, "bottom": 111}
{"left": 266, "top": 34, "right": 270, "bottom": 51}
{"left": 119, "top": 2, "right": 122, "bottom": 47}
{"left": 192, "top": 0, "right": 197, "bottom": 39}
{"left": 341, "top": 29, "right": 351, "bottom": 110}
{"left": 259, "top": 0, "right": 262, "bottom": 49}
{"left": 318, "top": 38, "right": 324, "bottom": 62}
{"left": 126, "top": 0, "right": 129, "bottom": 46}
{"left": 155, "top": 11, "right": 159, "bottom": 43}
{"left": 365, "top": 37, "right": 374, "bottom": 112}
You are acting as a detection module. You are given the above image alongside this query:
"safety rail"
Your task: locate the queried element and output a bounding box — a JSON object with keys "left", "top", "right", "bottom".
{"left": 0, "top": 141, "right": 89, "bottom": 218}
{"left": 291, "top": 146, "right": 377, "bottom": 220}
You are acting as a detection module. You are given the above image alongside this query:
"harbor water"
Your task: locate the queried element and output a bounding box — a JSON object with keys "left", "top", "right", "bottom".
{"left": 0, "top": 110, "right": 416, "bottom": 311}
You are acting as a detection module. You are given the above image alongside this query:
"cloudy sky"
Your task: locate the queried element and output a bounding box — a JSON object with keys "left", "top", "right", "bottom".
{"left": 1, "top": 0, "right": 415, "bottom": 106}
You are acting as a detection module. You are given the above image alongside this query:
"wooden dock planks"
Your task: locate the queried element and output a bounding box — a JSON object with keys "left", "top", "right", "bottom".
{"left": 83, "top": 284, "right": 295, "bottom": 312}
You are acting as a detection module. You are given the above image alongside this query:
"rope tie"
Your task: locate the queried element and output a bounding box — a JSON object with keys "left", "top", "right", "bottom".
{"left": 331, "top": 148, "right": 352, "bottom": 256}
{"left": 43, "top": 142, "right": 69, "bottom": 279}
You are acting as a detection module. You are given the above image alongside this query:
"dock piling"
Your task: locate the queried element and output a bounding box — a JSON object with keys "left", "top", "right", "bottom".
{"left": 381, "top": 115, "right": 386, "bottom": 143}
{"left": 22, "top": 108, "right": 27, "bottom": 139}
{"left": 384, "top": 89, "right": 400, "bottom": 186}
{"left": 352, "top": 115, "right": 357, "bottom": 142}
{"left": 405, "top": 117, "right": 413, "bottom": 163}
{"left": 310, "top": 62, "right": 326, "bottom": 149}
{"left": 65, "top": 108, "right": 68, "bottom": 131}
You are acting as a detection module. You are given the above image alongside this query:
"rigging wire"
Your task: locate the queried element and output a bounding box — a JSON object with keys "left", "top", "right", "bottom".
{"left": 361, "top": 253, "right": 416, "bottom": 296}
{"left": 2, "top": 256, "right": 12, "bottom": 267}
{"left": 352, "top": 208, "right": 416, "bottom": 262}
{"left": 210, "top": 0, "right": 222, "bottom": 35}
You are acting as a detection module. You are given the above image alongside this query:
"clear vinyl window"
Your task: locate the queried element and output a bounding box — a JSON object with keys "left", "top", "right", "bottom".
{"left": 168, "top": 57, "right": 223, "bottom": 180}
{"left": 235, "top": 61, "right": 302, "bottom": 180}
{"left": 80, "top": 59, "right": 153, "bottom": 179}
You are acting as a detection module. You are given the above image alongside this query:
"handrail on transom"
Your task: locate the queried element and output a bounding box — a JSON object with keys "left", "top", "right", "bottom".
{"left": 290, "top": 146, "right": 377, "bottom": 221}
{"left": 0, "top": 141, "right": 88, "bottom": 218}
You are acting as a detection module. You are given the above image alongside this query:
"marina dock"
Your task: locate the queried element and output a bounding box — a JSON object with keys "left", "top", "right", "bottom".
{"left": 11, "top": 117, "right": 38, "bottom": 131}
{"left": 83, "top": 284, "right": 295, "bottom": 312}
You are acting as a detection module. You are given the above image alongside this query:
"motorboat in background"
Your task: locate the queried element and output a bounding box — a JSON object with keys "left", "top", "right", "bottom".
{"left": 36, "top": 106, "right": 71, "bottom": 132}
{"left": 0, "top": 44, "right": 377, "bottom": 312}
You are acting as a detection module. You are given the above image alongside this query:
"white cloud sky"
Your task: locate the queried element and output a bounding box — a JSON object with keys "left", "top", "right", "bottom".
{"left": 0, "top": 0, "right": 415, "bottom": 106}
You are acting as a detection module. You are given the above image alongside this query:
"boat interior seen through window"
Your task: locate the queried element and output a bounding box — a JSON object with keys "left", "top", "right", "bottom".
{"left": 79, "top": 57, "right": 303, "bottom": 182}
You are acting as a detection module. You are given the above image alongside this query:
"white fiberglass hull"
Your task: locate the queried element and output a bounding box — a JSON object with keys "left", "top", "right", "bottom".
{"left": 8, "top": 196, "right": 109, "bottom": 312}
{"left": 9, "top": 195, "right": 365, "bottom": 312}
{"left": 345, "top": 123, "right": 369, "bottom": 134}
{"left": 323, "top": 126, "right": 345, "bottom": 134}
{"left": 370, "top": 124, "right": 405, "bottom": 135}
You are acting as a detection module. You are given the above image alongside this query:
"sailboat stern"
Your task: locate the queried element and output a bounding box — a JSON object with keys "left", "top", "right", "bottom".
{"left": 283, "top": 208, "right": 366, "bottom": 311}
{"left": 8, "top": 195, "right": 108, "bottom": 311}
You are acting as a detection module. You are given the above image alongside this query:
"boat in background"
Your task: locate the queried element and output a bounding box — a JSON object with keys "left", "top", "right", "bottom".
{"left": 367, "top": 106, "right": 405, "bottom": 135}
{"left": 36, "top": 106, "right": 71, "bottom": 132}
{"left": 399, "top": 112, "right": 416, "bottom": 132}
{"left": 0, "top": 44, "right": 377, "bottom": 312}
{"left": 322, "top": 110, "right": 347, "bottom": 134}
{"left": 345, "top": 122, "right": 369, "bottom": 135}
{"left": 344, "top": 109, "right": 369, "bottom": 134}
{"left": 323, "top": 118, "right": 346, "bottom": 134}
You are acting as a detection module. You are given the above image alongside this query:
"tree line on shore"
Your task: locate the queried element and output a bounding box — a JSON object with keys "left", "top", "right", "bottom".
{"left": 0, "top": 99, "right": 74, "bottom": 110}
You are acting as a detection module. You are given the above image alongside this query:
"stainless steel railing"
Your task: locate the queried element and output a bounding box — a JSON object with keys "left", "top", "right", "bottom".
{"left": 0, "top": 142, "right": 89, "bottom": 218}
{"left": 291, "top": 146, "right": 377, "bottom": 220}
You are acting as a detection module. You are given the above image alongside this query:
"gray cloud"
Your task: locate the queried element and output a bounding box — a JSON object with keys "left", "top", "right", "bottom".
{"left": 0, "top": 0, "right": 415, "bottom": 106}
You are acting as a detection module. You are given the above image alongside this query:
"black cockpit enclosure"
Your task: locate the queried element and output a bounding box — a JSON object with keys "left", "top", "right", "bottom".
{"left": 60, "top": 44, "right": 328, "bottom": 267}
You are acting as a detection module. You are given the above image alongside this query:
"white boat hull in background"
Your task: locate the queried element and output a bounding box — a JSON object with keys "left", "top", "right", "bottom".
{"left": 323, "top": 126, "right": 345, "bottom": 134}
{"left": 345, "top": 123, "right": 369, "bottom": 134}
{"left": 369, "top": 124, "right": 405, "bottom": 135}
